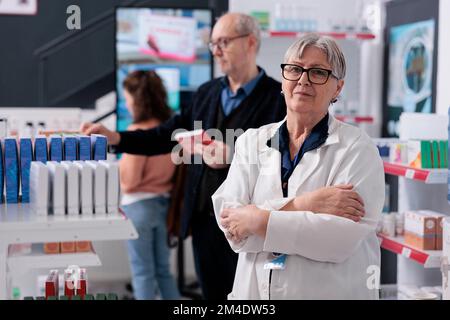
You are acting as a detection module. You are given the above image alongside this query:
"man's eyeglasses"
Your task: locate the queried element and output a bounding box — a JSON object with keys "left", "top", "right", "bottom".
{"left": 280, "top": 63, "right": 338, "bottom": 85}
{"left": 208, "top": 34, "right": 250, "bottom": 52}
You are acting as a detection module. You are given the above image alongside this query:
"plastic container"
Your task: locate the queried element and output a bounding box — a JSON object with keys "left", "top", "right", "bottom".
{"left": 395, "top": 212, "right": 404, "bottom": 236}
{"left": 382, "top": 213, "right": 396, "bottom": 237}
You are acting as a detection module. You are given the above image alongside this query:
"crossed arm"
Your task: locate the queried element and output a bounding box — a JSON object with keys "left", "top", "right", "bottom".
{"left": 220, "top": 183, "right": 365, "bottom": 243}
{"left": 211, "top": 132, "right": 384, "bottom": 263}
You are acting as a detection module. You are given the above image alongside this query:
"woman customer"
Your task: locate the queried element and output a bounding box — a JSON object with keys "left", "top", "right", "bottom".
{"left": 120, "top": 70, "right": 179, "bottom": 300}
{"left": 212, "top": 34, "right": 385, "bottom": 299}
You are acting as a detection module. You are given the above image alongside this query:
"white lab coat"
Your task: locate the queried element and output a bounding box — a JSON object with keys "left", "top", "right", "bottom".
{"left": 212, "top": 115, "right": 385, "bottom": 300}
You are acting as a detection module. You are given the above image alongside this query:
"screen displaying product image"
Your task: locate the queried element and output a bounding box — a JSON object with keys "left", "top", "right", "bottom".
{"left": 382, "top": 0, "right": 439, "bottom": 138}
{"left": 116, "top": 7, "right": 213, "bottom": 132}
{"left": 386, "top": 19, "right": 435, "bottom": 137}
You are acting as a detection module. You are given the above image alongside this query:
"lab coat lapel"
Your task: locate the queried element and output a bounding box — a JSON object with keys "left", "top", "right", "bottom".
{"left": 288, "top": 151, "right": 321, "bottom": 195}
{"left": 257, "top": 120, "right": 284, "bottom": 197}
{"left": 289, "top": 115, "right": 340, "bottom": 195}
{"left": 258, "top": 147, "right": 283, "bottom": 196}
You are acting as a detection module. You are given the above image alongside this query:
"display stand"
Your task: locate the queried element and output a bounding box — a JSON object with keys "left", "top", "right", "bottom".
{"left": 0, "top": 204, "right": 137, "bottom": 299}
{"left": 378, "top": 234, "right": 442, "bottom": 268}
{"left": 383, "top": 113, "right": 449, "bottom": 288}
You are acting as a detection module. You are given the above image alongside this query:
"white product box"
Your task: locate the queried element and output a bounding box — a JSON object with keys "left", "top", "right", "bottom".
{"left": 99, "top": 160, "right": 120, "bottom": 214}
{"left": 74, "top": 161, "right": 93, "bottom": 215}
{"left": 443, "top": 217, "right": 450, "bottom": 300}
{"left": 30, "top": 162, "right": 49, "bottom": 216}
{"left": 86, "top": 161, "right": 107, "bottom": 215}
{"left": 61, "top": 161, "right": 80, "bottom": 216}
{"left": 47, "top": 162, "right": 66, "bottom": 216}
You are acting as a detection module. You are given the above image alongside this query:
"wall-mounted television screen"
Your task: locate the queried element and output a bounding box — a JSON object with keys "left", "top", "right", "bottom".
{"left": 115, "top": 7, "right": 213, "bottom": 131}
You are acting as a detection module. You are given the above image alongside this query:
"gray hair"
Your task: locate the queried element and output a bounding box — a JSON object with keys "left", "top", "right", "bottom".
{"left": 283, "top": 33, "right": 346, "bottom": 80}
{"left": 233, "top": 13, "right": 261, "bottom": 53}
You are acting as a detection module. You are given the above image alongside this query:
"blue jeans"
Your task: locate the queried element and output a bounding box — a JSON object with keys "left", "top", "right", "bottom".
{"left": 122, "top": 196, "right": 180, "bottom": 300}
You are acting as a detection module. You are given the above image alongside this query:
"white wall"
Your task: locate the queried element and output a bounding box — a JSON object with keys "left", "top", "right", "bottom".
{"left": 228, "top": 0, "right": 385, "bottom": 137}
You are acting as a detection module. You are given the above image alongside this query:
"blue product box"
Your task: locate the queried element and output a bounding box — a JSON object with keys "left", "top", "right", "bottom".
{"left": 5, "top": 138, "right": 19, "bottom": 203}
{"left": 63, "top": 135, "right": 78, "bottom": 161}
{"left": 20, "top": 138, "right": 34, "bottom": 203}
{"left": 34, "top": 135, "right": 48, "bottom": 163}
{"left": 49, "top": 135, "right": 63, "bottom": 162}
{"left": 77, "top": 135, "right": 91, "bottom": 160}
{"left": 91, "top": 134, "right": 107, "bottom": 161}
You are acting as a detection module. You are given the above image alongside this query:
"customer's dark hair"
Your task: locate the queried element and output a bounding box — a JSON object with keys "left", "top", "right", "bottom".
{"left": 123, "top": 70, "right": 172, "bottom": 123}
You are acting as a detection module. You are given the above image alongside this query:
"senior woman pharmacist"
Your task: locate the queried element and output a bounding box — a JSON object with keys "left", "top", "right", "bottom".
{"left": 212, "top": 34, "right": 384, "bottom": 300}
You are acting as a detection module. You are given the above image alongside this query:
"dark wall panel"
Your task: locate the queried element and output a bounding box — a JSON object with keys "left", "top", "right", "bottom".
{"left": 0, "top": 0, "right": 227, "bottom": 108}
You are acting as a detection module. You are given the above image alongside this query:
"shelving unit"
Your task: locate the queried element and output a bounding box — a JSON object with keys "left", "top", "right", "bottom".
{"left": 230, "top": 0, "right": 384, "bottom": 139}
{"left": 334, "top": 115, "right": 374, "bottom": 124}
{"left": 0, "top": 204, "right": 138, "bottom": 300}
{"left": 7, "top": 244, "right": 101, "bottom": 275}
{"left": 383, "top": 161, "right": 447, "bottom": 184}
{"left": 383, "top": 113, "right": 449, "bottom": 288}
{"left": 378, "top": 234, "right": 442, "bottom": 268}
{"left": 265, "top": 31, "right": 376, "bottom": 40}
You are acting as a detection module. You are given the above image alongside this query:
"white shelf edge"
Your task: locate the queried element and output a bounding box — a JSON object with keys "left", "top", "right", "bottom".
{"left": 7, "top": 247, "right": 101, "bottom": 274}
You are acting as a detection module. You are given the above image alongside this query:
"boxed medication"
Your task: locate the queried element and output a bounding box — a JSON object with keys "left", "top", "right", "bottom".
{"left": 87, "top": 161, "right": 106, "bottom": 215}
{"left": 64, "top": 269, "right": 75, "bottom": 297}
{"left": 407, "top": 140, "right": 432, "bottom": 169}
{"left": 43, "top": 242, "right": 60, "bottom": 254}
{"left": 74, "top": 161, "right": 93, "bottom": 215}
{"left": 389, "top": 141, "right": 408, "bottom": 164}
{"left": 99, "top": 160, "right": 120, "bottom": 214}
{"left": 61, "top": 161, "right": 79, "bottom": 215}
{"left": 20, "top": 137, "right": 33, "bottom": 203}
{"left": 45, "top": 270, "right": 59, "bottom": 298}
{"left": 75, "top": 241, "right": 92, "bottom": 252}
{"left": 63, "top": 135, "right": 78, "bottom": 161}
{"left": 34, "top": 135, "right": 48, "bottom": 163}
{"left": 404, "top": 211, "right": 436, "bottom": 250}
{"left": 49, "top": 135, "right": 63, "bottom": 162}
{"left": 439, "top": 140, "right": 448, "bottom": 168}
{"left": 4, "top": 137, "right": 19, "bottom": 203}
{"left": 77, "top": 135, "right": 91, "bottom": 160}
{"left": 77, "top": 268, "right": 88, "bottom": 297}
{"left": 47, "top": 161, "right": 66, "bottom": 216}
{"left": 60, "top": 241, "right": 75, "bottom": 253}
{"left": 419, "top": 210, "right": 447, "bottom": 250}
{"left": 30, "top": 162, "right": 49, "bottom": 215}
{"left": 91, "top": 134, "right": 107, "bottom": 160}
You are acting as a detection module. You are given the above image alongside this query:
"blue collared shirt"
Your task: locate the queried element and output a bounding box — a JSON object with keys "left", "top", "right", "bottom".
{"left": 220, "top": 68, "right": 265, "bottom": 116}
{"left": 276, "top": 113, "right": 329, "bottom": 197}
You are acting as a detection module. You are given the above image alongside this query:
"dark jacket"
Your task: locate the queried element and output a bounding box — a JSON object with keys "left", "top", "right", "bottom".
{"left": 115, "top": 72, "right": 286, "bottom": 238}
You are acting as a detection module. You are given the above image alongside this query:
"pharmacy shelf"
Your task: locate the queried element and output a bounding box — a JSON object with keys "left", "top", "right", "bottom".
{"left": 378, "top": 234, "right": 442, "bottom": 268}
{"left": 383, "top": 161, "right": 447, "bottom": 184}
{"left": 0, "top": 205, "right": 137, "bottom": 242}
{"left": 7, "top": 244, "right": 101, "bottom": 275}
{"left": 0, "top": 204, "right": 138, "bottom": 300}
{"left": 265, "top": 30, "right": 376, "bottom": 40}
{"left": 334, "top": 115, "right": 373, "bottom": 124}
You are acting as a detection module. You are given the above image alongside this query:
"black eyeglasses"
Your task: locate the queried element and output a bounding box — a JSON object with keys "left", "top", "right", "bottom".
{"left": 280, "top": 63, "right": 337, "bottom": 85}
{"left": 208, "top": 34, "right": 250, "bottom": 52}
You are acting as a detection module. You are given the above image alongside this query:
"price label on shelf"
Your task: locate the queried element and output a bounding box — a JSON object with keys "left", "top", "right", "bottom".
{"left": 402, "top": 247, "right": 412, "bottom": 258}
{"left": 405, "top": 169, "right": 415, "bottom": 179}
